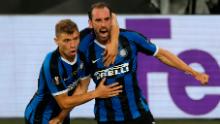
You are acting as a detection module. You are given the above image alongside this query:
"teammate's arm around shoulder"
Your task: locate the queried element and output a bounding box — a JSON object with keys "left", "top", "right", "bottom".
{"left": 49, "top": 77, "right": 91, "bottom": 124}
{"left": 155, "top": 48, "right": 209, "bottom": 85}
{"left": 54, "top": 78, "right": 122, "bottom": 109}
{"left": 104, "top": 13, "right": 119, "bottom": 67}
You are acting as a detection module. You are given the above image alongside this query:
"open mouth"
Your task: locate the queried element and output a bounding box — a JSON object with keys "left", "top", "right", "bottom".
{"left": 70, "top": 50, "right": 76, "bottom": 54}
{"left": 99, "top": 28, "right": 108, "bottom": 34}
{"left": 100, "top": 30, "right": 107, "bottom": 34}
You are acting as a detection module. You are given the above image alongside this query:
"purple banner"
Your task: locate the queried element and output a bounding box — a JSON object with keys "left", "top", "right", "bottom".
{"left": 126, "top": 18, "right": 171, "bottom": 39}
{"left": 126, "top": 18, "right": 220, "bottom": 115}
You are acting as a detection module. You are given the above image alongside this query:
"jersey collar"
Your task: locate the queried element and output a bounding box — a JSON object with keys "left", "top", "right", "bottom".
{"left": 61, "top": 54, "right": 77, "bottom": 65}
{"left": 94, "top": 39, "right": 106, "bottom": 49}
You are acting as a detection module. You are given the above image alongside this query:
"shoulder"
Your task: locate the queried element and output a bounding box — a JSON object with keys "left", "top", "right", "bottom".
{"left": 43, "top": 49, "right": 60, "bottom": 67}
{"left": 80, "top": 28, "right": 95, "bottom": 41}
{"left": 80, "top": 28, "right": 93, "bottom": 39}
{"left": 120, "top": 28, "right": 148, "bottom": 40}
{"left": 79, "top": 28, "right": 95, "bottom": 52}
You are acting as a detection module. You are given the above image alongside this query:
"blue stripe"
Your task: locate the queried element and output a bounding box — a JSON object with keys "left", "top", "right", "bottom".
{"left": 124, "top": 74, "right": 140, "bottom": 118}
{"left": 24, "top": 105, "right": 33, "bottom": 121}
{"left": 27, "top": 104, "right": 36, "bottom": 123}
{"left": 41, "top": 104, "right": 54, "bottom": 124}
{"left": 141, "top": 94, "right": 150, "bottom": 111}
{"left": 38, "top": 68, "right": 46, "bottom": 95}
{"left": 122, "top": 31, "right": 157, "bottom": 55}
{"left": 111, "top": 97, "right": 124, "bottom": 121}
{"left": 43, "top": 53, "right": 59, "bottom": 93}
{"left": 106, "top": 79, "right": 124, "bottom": 121}
{"left": 99, "top": 100, "right": 107, "bottom": 122}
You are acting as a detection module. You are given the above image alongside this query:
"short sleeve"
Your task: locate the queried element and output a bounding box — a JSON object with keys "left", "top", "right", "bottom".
{"left": 127, "top": 32, "right": 159, "bottom": 56}
{"left": 42, "top": 53, "right": 68, "bottom": 96}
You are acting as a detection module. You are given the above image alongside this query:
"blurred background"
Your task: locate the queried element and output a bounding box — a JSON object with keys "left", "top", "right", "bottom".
{"left": 0, "top": 0, "right": 220, "bottom": 124}
{"left": 1, "top": 0, "right": 220, "bottom": 14}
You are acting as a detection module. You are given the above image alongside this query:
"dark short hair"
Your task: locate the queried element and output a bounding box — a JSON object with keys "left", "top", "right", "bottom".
{"left": 55, "top": 19, "right": 79, "bottom": 36}
{"left": 88, "top": 2, "right": 112, "bottom": 20}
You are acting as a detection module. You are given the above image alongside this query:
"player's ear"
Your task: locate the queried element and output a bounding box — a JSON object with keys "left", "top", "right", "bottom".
{"left": 88, "top": 20, "right": 93, "bottom": 28}
{"left": 54, "top": 37, "right": 58, "bottom": 45}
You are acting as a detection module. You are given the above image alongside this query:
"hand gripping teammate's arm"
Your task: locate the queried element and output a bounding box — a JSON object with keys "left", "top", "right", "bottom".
{"left": 49, "top": 77, "right": 90, "bottom": 124}
{"left": 103, "top": 13, "right": 119, "bottom": 67}
{"left": 49, "top": 78, "right": 122, "bottom": 124}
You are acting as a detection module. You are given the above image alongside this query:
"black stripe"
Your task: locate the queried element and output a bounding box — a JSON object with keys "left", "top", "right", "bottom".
{"left": 33, "top": 69, "right": 51, "bottom": 124}
{"left": 132, "top": 73, "right": 148, "bottom": 117}
{"left": 50, "top": 49, "right": 65, "bottom": 90}
{"left": 60, "top": 61, "right": 68, "bottom": 80}
{"left": 78, "top": 50, "right": 87, "bottom": 63}
{"left": 50, "top": 49, "right": 60, "bottom": 78}
{"left": 119, "top": 35, "right": 131, "bottom": 61}
{"left": 94, "top": 100, "right": 100, "bottom": 121}
{"left": 88, "top": 41, "right": 98, "bottom": 79}
{"left": 104, "top": 98, "right": 115, "bottom": 121}
{"left": 71, "top": 63, "right": 78, "bottom": 79}
{"left": 117, "top": 77, "right": 132, "bottom": 120}
{"left": 121, "top": 28, "right": 155, "bottom": 55}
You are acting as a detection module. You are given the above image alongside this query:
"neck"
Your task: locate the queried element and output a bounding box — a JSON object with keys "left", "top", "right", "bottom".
{"left": 97, "top": 38, "right": 109, "bottom": 45}
{"left": 61, "top": 55, "right": 77, "bottom": 65}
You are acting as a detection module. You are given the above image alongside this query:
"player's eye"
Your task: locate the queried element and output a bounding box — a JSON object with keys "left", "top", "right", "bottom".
{"left": 105, "top": 17, "right": 110, "bottom": 21}
{"left": 63, "top": 39, "right": 71, "bottom": 43}
{"left": 95, "top": 19, "right": 101, "bottom": 22}
{"left": 73, "top": 36, "right": 79, "bottom": 41}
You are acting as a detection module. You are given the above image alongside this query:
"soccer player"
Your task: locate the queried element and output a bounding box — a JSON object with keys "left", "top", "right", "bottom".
{"left": 78, "top": 2, "right": 209, "bottom": 124}
{"left": 24, "top": 19, "right": 122, "bottom": 124}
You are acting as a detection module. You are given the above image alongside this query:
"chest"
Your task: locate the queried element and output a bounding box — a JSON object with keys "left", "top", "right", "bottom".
{"left": 59, "top": 61, "right": 83, "bottom": 88}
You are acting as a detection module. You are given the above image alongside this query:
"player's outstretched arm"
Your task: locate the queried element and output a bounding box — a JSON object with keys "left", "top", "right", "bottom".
{"left": 155, "top": 48, "right": 209, "bottom": 85}
{"left": 104, "top": 13, "right": 119, "bottom": 67}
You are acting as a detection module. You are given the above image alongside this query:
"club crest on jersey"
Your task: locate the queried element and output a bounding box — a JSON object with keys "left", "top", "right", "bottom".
{"left": 119, "top": 48, "right": 127, "bottom": 57}
{"left": 54, "top": 76, "right": 60, "bottom": 85}
{"left": 79, "top": 62, "right": 84, "bottom": 69}
{"left": 72, "top": 71, "right": 77, "bottom": 76}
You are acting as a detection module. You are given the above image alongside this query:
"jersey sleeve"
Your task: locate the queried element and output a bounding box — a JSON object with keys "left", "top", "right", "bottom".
{"left": 42, "top": 53, "right": 68, "bottom": 96}
{"left": 79, "top": 29, "right": 95, "bottom": 78}
{"left": 129, "top": 32, "right": 159, "bottom": 56}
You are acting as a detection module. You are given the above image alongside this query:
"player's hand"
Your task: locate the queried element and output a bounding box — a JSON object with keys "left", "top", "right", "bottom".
{"left": 194, "top": 73, "right": 209, "bottom": 85}
{"left": 103, "top": 13, "right": 119, "bottom": 67}
{"left": 95, "top": 78, "right": 122, "bottom": 98}
{"left": 104, "top": 41, "right": 118, "bottom": 67}
{"left": 49, "top": 117, "right": 62, "bottom": 124}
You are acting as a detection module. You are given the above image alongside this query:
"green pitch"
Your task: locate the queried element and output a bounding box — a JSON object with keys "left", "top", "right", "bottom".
{"left": 0, "top": 118, "right": 219, "bottom": 124}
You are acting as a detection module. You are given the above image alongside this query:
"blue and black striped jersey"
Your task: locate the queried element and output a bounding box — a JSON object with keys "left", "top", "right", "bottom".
{"left": 79, "top": 28, "right": 158, "bottom": 122}
{"left": 25, "top": 49, "right": 88, "bottom": 124}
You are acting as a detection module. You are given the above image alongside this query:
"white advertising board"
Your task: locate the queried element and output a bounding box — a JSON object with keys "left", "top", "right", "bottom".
{"left": 0, "top": 15, "right": 219, "bottom": 118}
